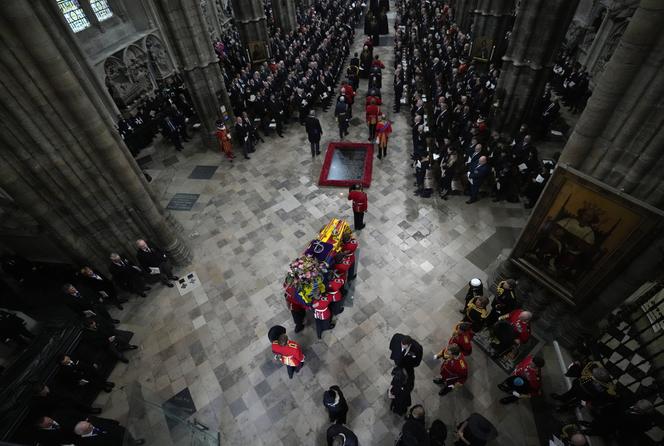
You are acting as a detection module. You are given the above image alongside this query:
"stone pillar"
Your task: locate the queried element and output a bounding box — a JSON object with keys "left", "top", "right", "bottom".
{"left": 152, "top": 0, "right": 234, "bottom": 143}
{"left": 271, "top": 0, "right": 298, "bottom": 33}
{"left": 0, "top": 1, "right": 190, "bottom": 270}
{"left": 230, "top": 0, "right": 270, "bottom": 63}
{"left": 470, "top": 0, "right": 514, "bottom": 63}
{"left": 494, "top": 0, "right": 579, "bottom": 133}
{"left": 558, "top": 0, "right": 664, "bottom": 208}
{"left": 454, "top": 0, "right": 478, "bottom": 32}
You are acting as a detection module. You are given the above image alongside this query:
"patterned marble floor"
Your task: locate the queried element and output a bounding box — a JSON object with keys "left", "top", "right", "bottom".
{"left": 96, "top": 9, "right": 553, "bottom": 446}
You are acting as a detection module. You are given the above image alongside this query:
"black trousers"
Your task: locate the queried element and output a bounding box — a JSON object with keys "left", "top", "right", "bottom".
{"left": 286, "top": 363, "right": 303, "bottom": 379}
{"left": 404, "top": 366, "right": 415, "bottom": 391}
{"left": 353, "top": 211, "right": 365, "bottom": 229}
{"left": 291, "top": 309, "right": 305, "bottom": 330}
{"left": 310, "top": 141, "right": 320, "bottom": 156}
{"left": 314, "top": 318, "right": 332, "bottom": 339}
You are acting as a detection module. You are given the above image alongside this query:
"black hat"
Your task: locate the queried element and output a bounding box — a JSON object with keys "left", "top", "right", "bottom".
{"left": 466, "top": 413, "right": 497, "bottom": 441}
{"left": 323, "top": 389, "right": 337, "bottom": 406}
{"left": 268, "top": 325, "right": 286, "bottom": 342}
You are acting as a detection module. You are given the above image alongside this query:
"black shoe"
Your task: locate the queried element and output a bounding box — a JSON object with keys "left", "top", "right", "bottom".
{"left": 116, "top": 305, "right": 124, "bottom": 310}
{"left": 106, "top": 382, "right": 115, "bottom": 388}
{"left": 103, "top": 386, "right": 113, "bottom": 393}
{"left": 316, "top": 151, "right": 321, "bottom": 155}
{"left": 165, "top": 282, "right": 174, "bottom": 288}
{"left": 433, "top": 378, "right": 444, "bottom": 384}
{"left": 294, "top": 324, "right": 305, "bottom": 333}
{"left": 169, "top": 276, "right": 179, "bottom": 280}
{"left": 134, "top": 440, "right": 146, "bottom": 445}
{"left": 120, "top": 357, "right": 129, "bottom": 364}
{"left": 138, "top": 292, "right": 147, "bottom": 298}
{"left": 438, "top": 387, "right": 452, "bottom": 396}
{"left": 500, "top": 396, "right": 516, "bottom": 405}
{"left": 89, "top": 407, "right": 102, "bottom": 414}
{"left": 497, "top": 383, "right": 510, "bottom": 392}
{"left": 459, "top": 309, "right": 466, "bottom": 314}
{"left": 278, "top": 133, "right": 284, "bottom": 137}
{"left": 245, "top": 156, "right": 251, "bottom": 159}
{"left": 144, "top": 286, "right": 151, "bottom": 291}
{"left": 111, "top": 319, "right": 121, "bottom": 324}
{"left": 466, "top": 199, "right": 476, "bottom": 204}
{"left": 128, "top": 345, "right": 138, "bottom": 350}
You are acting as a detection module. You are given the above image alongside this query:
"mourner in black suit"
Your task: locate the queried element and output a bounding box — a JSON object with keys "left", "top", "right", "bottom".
{"left": 305, "top": 110, "right": 323, "bottom": 157}
{"left": 82, "top": 319, "right": 137, "bottom": 364}
{"left": 326, "top": 423, "right": 359, "bottom": 446}
{"left": 62, "top": 284, "right": 119, "bottom": 325}
{"left": 57, "top": 354, "right": 114, "bottom": 393}
{"left": 109, "top": 253, "right": 149, "bottom": 297}
{"left": 389, "top": 333, "right": 423, "bottom": 390}
{"left": 135, "top": 239, "right": 177, "bottom": 287}
{"left": 73, "top": 417, "right": 145, "bottom": 446}
{"left": 323, "top": 385, "right": 348, "bottom": 424}
{"left": 34, "top": 415, "right": 79, "bottom": 445}
{"left": 78, "top": 266, "right": 126, "bottom": 310}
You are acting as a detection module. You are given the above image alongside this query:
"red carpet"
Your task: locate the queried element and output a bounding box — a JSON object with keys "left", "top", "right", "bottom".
{"left": 318, "top": 142, "right": 374, "bottom": 188}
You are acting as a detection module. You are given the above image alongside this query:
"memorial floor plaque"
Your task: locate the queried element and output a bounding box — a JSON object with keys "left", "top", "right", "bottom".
{"left": 166, "top": 193, "right": 199, "bottom": 211}
{"left": 318, "top": 142, "right": 373, "bottom": 187}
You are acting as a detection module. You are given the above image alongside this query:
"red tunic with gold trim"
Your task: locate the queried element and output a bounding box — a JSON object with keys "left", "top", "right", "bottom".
{"left": 312, "top": 297, "right": 332, "bottom": 320}
{"left": 326, "top": 277, "right": 345, "bottom": 303}
{"left": 512, "top": 355, "right": 542, "bottom": 396}
{"left": 333, "top": 253, "right": 355, "bottom": 274}
{"left": 508, "top": 309, "right": 531, "bottom": 344}
{"left": 448, "top": 323, "right": 474, "bottom": 356}
{"left": 342, "top": 239, "right": 359, "bottom": 254}
{"left": 348, "top": 190, "right": 368, "bottom": 213}
{"left": 439, "top": 350, "right": 468, "bottom": 385}
{"left": 271, "top": 340, "right": 305, "bottom": 367}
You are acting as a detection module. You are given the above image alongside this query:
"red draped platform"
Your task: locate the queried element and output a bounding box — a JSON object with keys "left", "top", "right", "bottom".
{"left": 318, "top": 142, "right": 374, "bottom": 188}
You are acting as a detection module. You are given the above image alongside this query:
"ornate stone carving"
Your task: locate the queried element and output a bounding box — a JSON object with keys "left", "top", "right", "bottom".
{"left": 124, "top": 44, "right": 154, "bottom": 93}
{"left": 145, "top": 34, "right": 173, "bottom": 79}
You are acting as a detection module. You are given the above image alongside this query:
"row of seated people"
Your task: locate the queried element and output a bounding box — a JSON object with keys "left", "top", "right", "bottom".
{"left": 1, "top": 239, "right": 179, "bottom": 445}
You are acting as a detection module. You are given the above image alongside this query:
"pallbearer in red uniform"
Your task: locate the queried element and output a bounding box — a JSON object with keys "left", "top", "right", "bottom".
{"left": 312, "top": 296, "right": 334, "bottom": 339}
{"left": 270, "top": 330, "right": 305, "bottom": 379}
{"left": 433, "top": 344, "right": 468, "bottom": 396}
{"left": 341, "top": 232, "right": 359, "bottom": 254}
{"left": 284, "top": 285, "right": 307, "bottom": 333}
{"left": 490, "top": 309, "right": 532, "bottom": 357}
{"left": 498, "top": 355, "right": 545, "bottom": 404}
{"left": 348, "top": 185, "right": 368, "bottom": 230}
{"left": 326, "top": 274, "right": 345, "bottom": 315}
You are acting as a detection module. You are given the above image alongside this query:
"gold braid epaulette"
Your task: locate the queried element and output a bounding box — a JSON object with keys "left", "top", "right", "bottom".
{"left": 467, "top": 302, "right": 489, "bottom": 318}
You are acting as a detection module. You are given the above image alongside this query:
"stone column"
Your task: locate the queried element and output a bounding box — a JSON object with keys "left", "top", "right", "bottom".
{"left": 470, "top": 0, "right": 514, "bottom": 63}
{"left": 152, "top": 0, "right": 234, "bottom": 143}
{"left": 0, "top": 1, "right": 190, "bottom": 270}
{"left": 230, "top": 0, "right": 270, "bottom": 63}
{"left": 454, "top": 0, "right": 478, "bottom": 32}
{"left": 494, "top": 0, "right": 579, "bottom": 133}
{"left": 271, "top": 0, "right": 298, "bottom": 33}
{"left": 558, "top": 0, "right": 664, "bottom": 208}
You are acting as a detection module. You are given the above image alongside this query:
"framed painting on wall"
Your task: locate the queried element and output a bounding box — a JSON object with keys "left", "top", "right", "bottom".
{"left": 510, "top": 165, "right": 664, "bottom": 306}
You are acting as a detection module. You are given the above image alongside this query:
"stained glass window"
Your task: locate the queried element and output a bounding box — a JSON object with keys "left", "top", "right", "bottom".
{"left": 90, "top": 0, "right": 113, "bottom": 21}
{"left": 57, "top": 0, "right": 90, "bottom": 32}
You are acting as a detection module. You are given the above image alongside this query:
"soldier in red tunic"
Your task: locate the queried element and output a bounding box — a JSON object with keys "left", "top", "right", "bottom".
{"left": 326, "top": 275, "right": 345, "bottom": 315}
{"left": 271, "top": 332, "right": 305, "bottom": 379}
{"left": 348, "top": 185, "right": 368, "bottom": 230}
{"left": 312, "top": 295, "right": 334, "bottom": 339}
{"left": 433, "top": 343, "right": 468, "bottom": 396}
{"left": 341, "top": 232, "right": 359, "bottom": 254}
{"left": 498, "top": 355, "right": 545, "bottom": 404}
{"left": 284, "top": 285, "right": 307, "bottom": 333}
{"left": 436, "top": 322, "right": 474, "bottom": 357}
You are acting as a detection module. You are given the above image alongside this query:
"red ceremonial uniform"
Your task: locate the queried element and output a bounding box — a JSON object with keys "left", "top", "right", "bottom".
{"left": 448, "top": 323, "right": 474, "bottom": 356}
{"left": 348, "top": 190, "right": 368, "bottom": 212}
{"left": 334, "top": 253, "right": 355, "bottom": 274}
{"left": 440, "top": 350, "right": 468, "bottom": 385}
{"left": 341, "top": 84, "right": 355, "bottom": 104}
{"left": 365, "top": 95, "right": 382, "bottom": 106}
{"left": 326, "top": 277, "right": 345, "bottom": 302}
{"left": 365, "top": 104, "right": 380, "bottom": 124}
{"left": 342, "top": 239, "right": 359, "bottom": 253}
{"left": 508, "top": 309, "right": 531, "bottom": 344}
{"left": 312, "top": 297, "right": 332, "bottom": 320}
{"left": 512, "top": 355, "right": 542, "bottom": 396}
{"left": 271, "top": 340, "right": 305, "bottom": 367}
{"left": 371, "top": 59, "right": 385, "bottom": 69}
